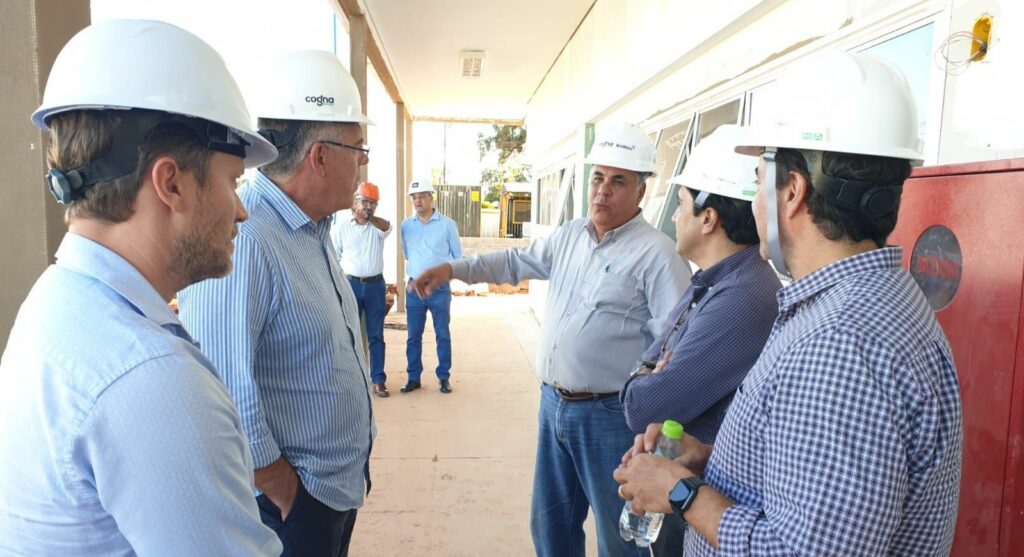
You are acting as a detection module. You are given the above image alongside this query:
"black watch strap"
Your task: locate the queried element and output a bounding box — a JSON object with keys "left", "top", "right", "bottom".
{"left": 669, "top": 476, "right": 706, "bottom": 519}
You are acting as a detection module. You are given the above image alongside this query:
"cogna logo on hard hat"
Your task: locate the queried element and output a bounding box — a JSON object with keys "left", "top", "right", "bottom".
{"left": 305, "top": 95, "right": 335, "bottom": 107}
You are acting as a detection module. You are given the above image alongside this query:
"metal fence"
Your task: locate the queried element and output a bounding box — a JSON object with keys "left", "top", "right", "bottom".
{"left": 434, "top": 184, "right": 481, "bottom": 237}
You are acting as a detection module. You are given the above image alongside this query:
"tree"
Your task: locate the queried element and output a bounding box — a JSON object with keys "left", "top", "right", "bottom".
{"left": 478, "top": 125, "right": 531, "bottom": 203}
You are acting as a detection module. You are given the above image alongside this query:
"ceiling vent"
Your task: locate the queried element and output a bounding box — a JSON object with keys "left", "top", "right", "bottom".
{"left": 460, "top": 50, "right": 486, "bottom": 78}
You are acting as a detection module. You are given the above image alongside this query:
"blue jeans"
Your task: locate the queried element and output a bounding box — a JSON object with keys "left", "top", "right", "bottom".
{"left": 531, "top": 384, "right": 649, "bottom": 557}
{"left": 347, "top": 277, "right": 387, "bottom": 385}
{"left": 405, "top": 284, "right": 451, "bottom": 381}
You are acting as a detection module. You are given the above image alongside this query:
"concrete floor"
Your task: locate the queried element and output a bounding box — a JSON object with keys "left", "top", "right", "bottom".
{"left": 349, "top": 294, "right": 599, "bottom": 556}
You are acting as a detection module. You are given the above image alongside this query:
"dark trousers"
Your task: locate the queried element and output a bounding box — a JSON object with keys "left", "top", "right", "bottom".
{"left": 257, "top": 482, "right": 358, "bottom": 557}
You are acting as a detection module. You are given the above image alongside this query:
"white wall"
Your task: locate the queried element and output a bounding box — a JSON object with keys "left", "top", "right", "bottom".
{"left": 525, "top": 0, "right": 1019, "bottom": 170}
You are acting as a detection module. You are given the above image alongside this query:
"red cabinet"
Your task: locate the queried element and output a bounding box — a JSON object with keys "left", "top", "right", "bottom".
{"left": 890, "top": 158, "right": 1024, "bottom": 556}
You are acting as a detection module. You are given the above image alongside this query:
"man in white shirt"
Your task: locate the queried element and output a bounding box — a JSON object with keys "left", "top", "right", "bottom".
{"left": 332, "top": 181, "right": 393, "bottom": 396}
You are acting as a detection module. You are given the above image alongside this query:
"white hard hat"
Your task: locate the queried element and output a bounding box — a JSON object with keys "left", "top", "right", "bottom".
{"left": 585, "top": 122, "right": 657, "bottom": 174}
{"left": 254, "top": 50, "right": 372, "bottom": 125}
{"left": 408, "top": 178, "right": 435, "bottom": 195}
{"left": 32, "top": 19, "right": 276, "bottom": 168}
{"left": 736, "top": 50, "right": 923, "bottom": 162}
{"left": 670, "top": 125, "right": 758, "bottom": 202}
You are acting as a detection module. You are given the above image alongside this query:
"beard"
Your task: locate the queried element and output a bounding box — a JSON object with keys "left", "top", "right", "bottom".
{"left": 170, "top": 203, "right": 234, "bottom": 288}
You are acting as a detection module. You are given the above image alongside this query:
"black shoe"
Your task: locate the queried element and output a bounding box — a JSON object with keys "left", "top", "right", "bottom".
{"left": 439, "top": 379, "right": 453, "bottom": 394}
{"left": 400, "top": 381, "right": 421, "bottom": 393}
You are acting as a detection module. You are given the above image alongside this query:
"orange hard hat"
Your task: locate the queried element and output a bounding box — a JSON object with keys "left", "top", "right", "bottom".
{"left": 356, "top": 181, "right": 380, "bottom": 201}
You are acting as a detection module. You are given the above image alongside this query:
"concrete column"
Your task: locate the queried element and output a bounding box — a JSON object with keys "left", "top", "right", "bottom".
{"left": 348, "top": 13, "right": 368, "bottom": 183}
{"left": 0, "top": 1, "right": 89, "bottom": 352}
{"left": 395, "top": 102, "right": 407, "bottom": 312}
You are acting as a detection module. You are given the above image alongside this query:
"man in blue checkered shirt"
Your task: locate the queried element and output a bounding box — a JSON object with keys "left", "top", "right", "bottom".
{"left": 615, "top": 51, "right": 962, "bottom": 556}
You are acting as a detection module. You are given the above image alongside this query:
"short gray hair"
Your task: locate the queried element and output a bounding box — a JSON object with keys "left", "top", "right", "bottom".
{"left": 257, "top": 118, "right": 352, "bottom": 179}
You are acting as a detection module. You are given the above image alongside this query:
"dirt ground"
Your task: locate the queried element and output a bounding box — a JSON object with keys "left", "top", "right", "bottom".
{"left": 349, "top": 295, "right": 599, "bottom": 556}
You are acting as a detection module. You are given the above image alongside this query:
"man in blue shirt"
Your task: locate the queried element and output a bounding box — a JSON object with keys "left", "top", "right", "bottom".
{"left": 620, "top": 125, "right": 781, "bottom": 556}
{"left": 179, "top": 50, "right": 375, "bottom": 557}
{"left": 0, "top": 20, "right": 281, "bottom": 555}
{"left": 615, "top": 52, "right": 962, "bottom": 556}
{"left": 400, "top": 178, "right": 462, "bottom": 394}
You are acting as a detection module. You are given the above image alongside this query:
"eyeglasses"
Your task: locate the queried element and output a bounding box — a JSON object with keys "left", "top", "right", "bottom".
{"left": 317, "top": 139, "right": 370, "bottom": 156}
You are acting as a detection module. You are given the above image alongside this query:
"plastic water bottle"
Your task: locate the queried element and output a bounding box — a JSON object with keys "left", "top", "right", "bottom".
{"left": 618, "top": 420, "right": 684, "bottom": 547}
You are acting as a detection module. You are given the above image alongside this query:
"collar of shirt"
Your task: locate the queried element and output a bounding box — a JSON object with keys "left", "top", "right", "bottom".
{"left": 55, "top": 232, "right": 188, "bottom": 338}
{"left": 252, "top": 171, "right": 332, "bottom": 240}
{"left": 777, "top": 246, "right": 903, "bottom": 313}
{"left": 692, "top": 245, "right": 763, "bottom": 289}
{"left": 584, "top": 209, "right": 646, "bottom": 243}
{"left": 411, "top": 210, "right": 441, "bottom": 223}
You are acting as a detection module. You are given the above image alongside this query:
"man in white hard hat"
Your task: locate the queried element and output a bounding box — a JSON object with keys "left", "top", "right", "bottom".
{"left": 179, "top": 50, "right": 375, "bottom": 556}
{"left": 400, "top": 178, "right": 462, "bottom": 394}
{"left": 331, "top": 181, "right": 392, "bottom": 397}
{"left": 0, "top": 20, "right": 281, "bottom": 555}
{"left": 618, "top": 125, "right": 782, "bottom": 556}
{"left": 410, "top": 122, "right": 691, "bottom": 556}
{"left": 615, "top": 52, "right": 962, "bottom": 556}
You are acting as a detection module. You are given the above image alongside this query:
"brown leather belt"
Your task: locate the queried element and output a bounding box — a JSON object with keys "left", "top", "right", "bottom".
{"left": 555, "top": 387, "right": 619, "bottom": 403}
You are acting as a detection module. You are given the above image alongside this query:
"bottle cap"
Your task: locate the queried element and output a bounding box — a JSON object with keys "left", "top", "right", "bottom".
{"left": 661, "top": 420, "right": 684, "bottom": 440}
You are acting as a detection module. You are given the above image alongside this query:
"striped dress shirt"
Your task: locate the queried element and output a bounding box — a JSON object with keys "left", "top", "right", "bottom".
{"left": 621, "top": 246, "right": 781, "bottom": 442}
{"left": 686, "top": 248, "right": 962, "bottom": 556}
{"left": 179, "top": 171, "right": 376, "bottom": 512}
{"left": 331, "top": 216, "right": 391, "bottom": 277}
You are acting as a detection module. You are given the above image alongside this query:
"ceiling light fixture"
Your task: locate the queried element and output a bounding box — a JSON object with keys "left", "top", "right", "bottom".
{"left": 460, "top": 50, "right": 486, "bottom": 78}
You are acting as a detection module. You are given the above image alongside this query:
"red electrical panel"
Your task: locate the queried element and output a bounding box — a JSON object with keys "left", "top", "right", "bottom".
{"left": 890, "top": 158, "right": 1024, "bottom": 557}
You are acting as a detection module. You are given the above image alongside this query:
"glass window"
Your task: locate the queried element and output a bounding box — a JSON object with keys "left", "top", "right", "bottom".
{"left": 642, "top": 117, "right": 693, "bottom": 223}
{"left": 537, "top": 169, "right": 563, "bottom": 226}
{"left": 696, "top": 98, "right": 741, "bottom": 143}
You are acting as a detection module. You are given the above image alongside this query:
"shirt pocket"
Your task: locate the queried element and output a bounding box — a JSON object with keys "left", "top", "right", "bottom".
{"left": 584, "top": 272, "right": 641, "bottom": 316}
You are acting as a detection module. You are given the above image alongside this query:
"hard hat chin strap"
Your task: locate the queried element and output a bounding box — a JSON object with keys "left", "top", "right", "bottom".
{"left": 763, "top": 148, "right": 791, "bottom": 279}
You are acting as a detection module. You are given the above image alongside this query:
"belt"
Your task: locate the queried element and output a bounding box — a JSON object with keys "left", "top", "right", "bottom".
{"left": 554, "top": 386, "right": 619, "bottom": 403}
{"left": 350, "top": 273, "right": 384, "bottom": 283}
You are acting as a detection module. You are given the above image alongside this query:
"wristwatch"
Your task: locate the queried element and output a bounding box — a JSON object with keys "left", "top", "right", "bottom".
{"left": 629, "top": 361, "right": 656, "bottom": 378}
{"left": 668, "top": 476, "right": 705, "bottom": 519}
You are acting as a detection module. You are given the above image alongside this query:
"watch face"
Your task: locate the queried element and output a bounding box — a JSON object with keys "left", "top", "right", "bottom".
{"left": 669, "top": 480, "right": 693, "bottom": 508}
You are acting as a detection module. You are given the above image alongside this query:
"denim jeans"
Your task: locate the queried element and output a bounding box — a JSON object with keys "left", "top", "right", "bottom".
{"left": 531, "top": 384, "right": 650, "bottom": 557}
{"left": 405, "top": 284, "right": 451, "bottom": 381}
{"left": 347, "top": 277, "right": 387, "bottom": 385}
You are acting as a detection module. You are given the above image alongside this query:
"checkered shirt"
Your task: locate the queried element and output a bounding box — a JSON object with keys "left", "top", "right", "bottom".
{"left": 685, "top": 247, "right": 963, "bottom": 556}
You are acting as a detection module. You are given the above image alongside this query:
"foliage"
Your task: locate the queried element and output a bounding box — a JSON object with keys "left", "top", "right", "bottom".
{"left": 478, "top": 125, "right": 532, "bottom": 203}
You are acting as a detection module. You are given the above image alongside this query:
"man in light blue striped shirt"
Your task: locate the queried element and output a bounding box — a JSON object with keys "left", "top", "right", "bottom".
{"left": 0, "top": 20, "right": 281, "bottom": 556}
{"left": 179, "top": 50, "right": 375, "bottom": 557}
